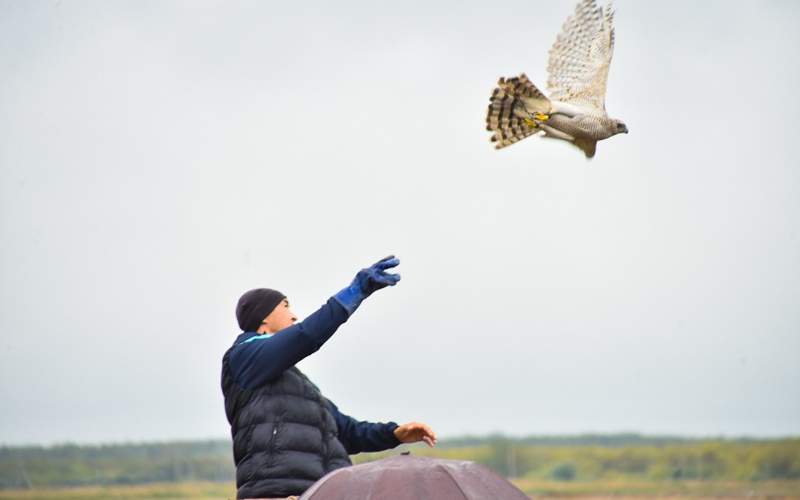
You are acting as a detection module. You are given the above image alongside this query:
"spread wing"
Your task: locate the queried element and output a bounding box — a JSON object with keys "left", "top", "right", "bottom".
{"left": 546, "top": 0, "right": 615, "bottom": 114}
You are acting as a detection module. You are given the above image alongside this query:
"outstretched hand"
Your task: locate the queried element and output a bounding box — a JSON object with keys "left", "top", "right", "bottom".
{"left": 394, "top": 422, "right": 437, "bottom": 448}
{"left": 355, "top": 255, "right": 401, "bottom": 297}
{"left": 333, "top": 255, "right": 401, "bottom": 315}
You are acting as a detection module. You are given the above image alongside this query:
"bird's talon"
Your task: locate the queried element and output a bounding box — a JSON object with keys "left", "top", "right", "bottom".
{"left": 534, "top": 112, "right": 550, "bottom": 122}
{"left": 523, "top": 117, "right": 538, "bottom": 128}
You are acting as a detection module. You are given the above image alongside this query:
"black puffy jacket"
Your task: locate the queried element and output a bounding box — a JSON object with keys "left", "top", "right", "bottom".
{"left": 222, "top": 352, "right": 351, "bottom": 498}
{"left": 221, "top": 299, "right": 400, "bottom": 498}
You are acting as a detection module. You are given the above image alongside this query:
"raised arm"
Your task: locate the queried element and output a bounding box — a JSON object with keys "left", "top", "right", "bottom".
{"left": 229, "top": 297, "right": 348, "bottom": 389}
{"left": 229, "top": 256, "right": 402, "bottom": 389}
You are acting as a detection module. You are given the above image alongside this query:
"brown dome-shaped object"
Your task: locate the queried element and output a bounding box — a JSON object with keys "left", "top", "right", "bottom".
{"left": 299, "top": 454, "right": 530, "bottom": 500}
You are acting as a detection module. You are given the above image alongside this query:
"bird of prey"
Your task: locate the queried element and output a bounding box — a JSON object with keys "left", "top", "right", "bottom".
{"left": 485, "top": 0, "right": 628, "bottom": 158}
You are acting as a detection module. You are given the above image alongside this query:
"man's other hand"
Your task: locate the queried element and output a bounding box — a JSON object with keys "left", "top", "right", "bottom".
{"left": 394, "top": 422, "right": 437, "bottom": 447}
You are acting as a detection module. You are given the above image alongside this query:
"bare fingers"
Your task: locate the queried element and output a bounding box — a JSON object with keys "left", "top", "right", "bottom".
{"left": 414, "top": 422, "right": 437, "bottom": 447}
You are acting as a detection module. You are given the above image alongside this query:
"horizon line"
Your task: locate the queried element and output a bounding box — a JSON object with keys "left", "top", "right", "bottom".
{"left": 3, "top": 431, "right": 798, "bottom": 449}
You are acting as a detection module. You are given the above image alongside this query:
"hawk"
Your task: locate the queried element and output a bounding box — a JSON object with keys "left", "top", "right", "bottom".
{"left": 485, "top": 0, "right": 628, "bottom": 158}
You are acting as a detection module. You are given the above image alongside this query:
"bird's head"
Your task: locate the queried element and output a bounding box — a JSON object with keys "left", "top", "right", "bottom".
{"left": 614, "top": 120, "right": 629, "bottom": 135}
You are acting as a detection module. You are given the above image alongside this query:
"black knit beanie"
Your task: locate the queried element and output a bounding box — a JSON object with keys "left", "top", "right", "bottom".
{"left": 236, "top": 288, "right": 287, "bottom": 332}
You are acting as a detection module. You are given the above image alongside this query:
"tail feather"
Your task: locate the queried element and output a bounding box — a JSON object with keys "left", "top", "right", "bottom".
{"left": 486, "top": 74, "right": 551, "bottom": 149}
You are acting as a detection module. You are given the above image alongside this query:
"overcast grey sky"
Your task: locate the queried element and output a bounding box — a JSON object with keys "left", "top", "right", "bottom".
{"left": 1, "top": 0, "right": 799, "bottom": 446}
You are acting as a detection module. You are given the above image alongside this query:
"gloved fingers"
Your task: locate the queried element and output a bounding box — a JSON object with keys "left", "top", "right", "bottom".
{"left": 373, "top": 256, "right": 400, "bottom": 271}
{"left": 374, "top": 272, "right": 401, "bottom": 285}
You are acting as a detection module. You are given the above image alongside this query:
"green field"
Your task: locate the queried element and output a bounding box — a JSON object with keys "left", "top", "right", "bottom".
{"left": 2, "top": 436, "right": 798, "bottom": 498}
{"left": 0, "top": 480, "right": 798, "bottom": 500}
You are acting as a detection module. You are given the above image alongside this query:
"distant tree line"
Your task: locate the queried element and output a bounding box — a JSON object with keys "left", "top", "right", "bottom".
{"left": 1, "top": 435, "right": 798, "bottom": 489}
{"left": 461, "top": 436, "right": 800, "bottom": 481}
{"left": 0, "top": 440, "right": 234, "bottom": 489}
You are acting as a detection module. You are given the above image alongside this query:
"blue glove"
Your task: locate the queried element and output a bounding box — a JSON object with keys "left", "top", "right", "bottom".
{"left": 333, "top": 256, "right": 401, "bottom": 315}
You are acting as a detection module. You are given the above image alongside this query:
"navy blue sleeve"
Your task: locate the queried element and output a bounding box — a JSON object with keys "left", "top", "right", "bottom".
{"left": 228, "top": 298, "right": 349, "bottom": 389}
{"left": 328, "top": 401, "right": 401, "bottom": 454}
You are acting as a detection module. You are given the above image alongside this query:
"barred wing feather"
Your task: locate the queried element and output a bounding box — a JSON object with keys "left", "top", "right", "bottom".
{"left": 546, "top": 0, "right": 615, "bottom": 114}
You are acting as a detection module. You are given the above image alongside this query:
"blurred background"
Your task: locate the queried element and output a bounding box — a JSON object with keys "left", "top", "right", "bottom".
{"left": 1, "top": 0, "right": 798, "bottom": 497}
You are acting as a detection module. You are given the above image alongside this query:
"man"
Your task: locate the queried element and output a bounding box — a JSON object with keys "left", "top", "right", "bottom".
{"left": 221, "top": 256, "right": 436, "bottom": 500}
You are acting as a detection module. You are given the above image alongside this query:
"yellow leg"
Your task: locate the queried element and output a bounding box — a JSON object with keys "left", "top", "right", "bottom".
{"left": 534, "top": 112, "right": 550, "bottom": 122}
{"left": 523, "top": 117, "right": 538, "bottom": 128}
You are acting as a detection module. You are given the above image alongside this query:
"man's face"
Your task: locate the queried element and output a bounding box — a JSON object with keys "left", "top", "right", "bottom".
{"left": 258, "top": 299, "right": 298, "bottom": 334}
